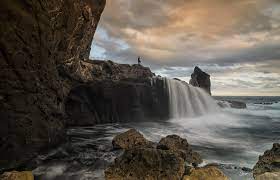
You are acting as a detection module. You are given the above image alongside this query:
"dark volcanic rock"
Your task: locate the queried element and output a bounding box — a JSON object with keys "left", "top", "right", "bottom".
{"left": 157, "top": 135, "right": 203, "bottom": 166}
{"left": 105, "top": 148, "right": 185, "bottom": 180}
{"left": 253, "top": 143, "right": 280, "bottom": 178}
{"left": 0, "top": 0, "right": 106, "bottom": 170}
{"left": 189, "top": 66, "right": 211, "bottom": 95}
{"left": 65, "top": 77, "right": 169, "bottom": 126}
{"left": 112, "top": 129, "right": 154, "bottom": 150}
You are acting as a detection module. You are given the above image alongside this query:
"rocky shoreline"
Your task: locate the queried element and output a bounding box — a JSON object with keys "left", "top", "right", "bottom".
{"left": 0, "top": 0, "right": 279, "bottom": 179}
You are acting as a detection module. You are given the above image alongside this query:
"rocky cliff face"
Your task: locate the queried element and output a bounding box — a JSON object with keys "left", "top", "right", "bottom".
{"left": 0, "top": 0, "right": 106, "bottom": 170}
{"left": 64, "top": 61, "right": 169, "bottom": 126}
{"left": 189, "top": 66, "right": 211, "bottom": 95}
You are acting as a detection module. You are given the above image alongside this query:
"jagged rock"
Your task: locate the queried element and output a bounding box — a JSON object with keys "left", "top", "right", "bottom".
{"left": 253, "top": 143, "right": 280, "bottom": 178}
{"left": 65, "top": 77, "right": 169, "bottom": 126}
{"left": 0, "top": 0, "right": 106, "bottom": 170}
{"left": 112, "top": 129, "right": 153, "bottom": 150}
{"left": 183, "top": 167, "right": 229, "bottom": 180}
{"left": 105, "top": 148, "right": 185, "bottom": 180}
{"left": 255, "top": 172, "right": 280, "bottom": 180}
{"left": 157, "top": 135, "right": 203, "bottom": 166}
{"left": 189, "top": 66, "right": 211, "bottom": 95}
{"left": 0, "top": 171, "right": 34, "bottom": 180}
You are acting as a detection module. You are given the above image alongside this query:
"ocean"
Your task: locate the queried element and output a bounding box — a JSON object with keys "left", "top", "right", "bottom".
{"left": 32, "top": 96, "right": 280, "bottom": 179}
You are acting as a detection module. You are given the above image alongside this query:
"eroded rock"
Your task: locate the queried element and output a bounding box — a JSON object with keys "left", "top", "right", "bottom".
{"left": 253, "top": 143, "right": 280, "bottom": 178}
{"left": 105, "top": 148, "right": 185, "bottom": 180}
{"left": 0, "top": 171, "right": 33, "bottom": 180}
{"left": 183, "top": 167, "right": 229, "bottom": 180}
{"left": 157, "top": 135, "right": 203, "bottom": 166}
{"left": 112, "top": 129, "right": 153, "bottom": 150}
{"left": 0, "top": 0, "right": 106, "bottom": 170}
{"left": 189, "top": 66, "right": 211, "bottom": 95}
{"left": 255, "top": 172, "right": 280, "bottom": 180}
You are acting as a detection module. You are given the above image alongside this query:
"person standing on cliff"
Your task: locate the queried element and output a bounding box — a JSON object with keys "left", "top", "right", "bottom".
{"left": 138, "top": 56, "right": 141, "bottom": 65}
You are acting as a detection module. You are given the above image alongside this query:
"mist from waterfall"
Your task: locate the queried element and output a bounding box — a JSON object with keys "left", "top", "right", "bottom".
{"left": 165, "top": 78, "right": 218, "bottom": 118}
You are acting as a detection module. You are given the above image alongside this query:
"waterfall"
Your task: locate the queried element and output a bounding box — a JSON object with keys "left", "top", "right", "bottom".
{"left": 165, "top": 78, "right": 218, "bottom": 118}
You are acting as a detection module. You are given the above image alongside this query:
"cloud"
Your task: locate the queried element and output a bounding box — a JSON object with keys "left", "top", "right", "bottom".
{"left": 91, "top": 0, "right": 280, "bottom": 95}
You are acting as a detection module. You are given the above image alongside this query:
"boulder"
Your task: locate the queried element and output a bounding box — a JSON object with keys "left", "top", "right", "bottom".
{"left": 183, "top": 167, "right": 229, "bottom": 180}
{"left": 253, "top": 143, "right": 280, "bottom": 178}
{"left": 0, "top": 171, "right": 33, "bottom": 180}
{"left": 105, "top": 148, "right": 185, "bottom": 180}
{"left": 157, "top": 135, "right": 203, "bottom": 166}
{"left": 189, "top": 66, "right": 211, "bottom": 95}
{"left": 0, "top": 0, "right": 106, "bottom": 170}
{"left": 112, "top": 129, "right": 153, "bottom": 150}
{"left": 255, "top": 172, "right": 280, "bottom": 180}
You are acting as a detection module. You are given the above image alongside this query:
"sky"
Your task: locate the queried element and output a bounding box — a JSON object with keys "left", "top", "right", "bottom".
{"left": 90, "top": 0, "right": 280, "bottom": 96}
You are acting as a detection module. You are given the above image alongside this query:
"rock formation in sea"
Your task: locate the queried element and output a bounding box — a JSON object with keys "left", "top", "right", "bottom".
{"left": 189, "top": 66, "right": 211, "bottom": 95}
{"left": 105, "top": 129, "right": 228, "bottom": 180}
{"left": 0, "top": 0, "right": 106, "bottom": 170}
{"left": 253, "top": 143, "right": 280, "bottom": 179}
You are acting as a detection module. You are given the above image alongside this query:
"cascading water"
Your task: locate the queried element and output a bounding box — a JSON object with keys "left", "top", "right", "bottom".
{"left": 165, "top": 78, "right": 218, "bottom": 118}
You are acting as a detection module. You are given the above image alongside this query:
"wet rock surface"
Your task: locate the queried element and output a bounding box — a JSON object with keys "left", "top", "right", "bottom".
{"left": 253, "top": 143, "right": 280, "bottom": 178}
{"left": 65, "top": 76, "right": 169, "bottom": 126}
{"left": 189, "top": 66, "right": 211, "bottom": 95}
{"left": 183, "top": 166, "right": 229, "bottom": 180}
{"left": 105, "top": 148, "right": 185, "bottom": 180}
{"left": 112, "top": 129, "right": 154, "bottom": 150}
{"left": 0, "top": 171, "right": 34, "bottom": 180}
{"left": 0, "top": 0, "right": 106, "bottom": 170}
{"left": 105, "top": 129, "right": 209, "bottom": 180}
{"left": 217, "top": 100, "right": 247, "bottom": 109}
{"left": 255, "top": 172, "right": 280, "bottom": 180}
{"left": 157, "top": 135, "right": 203, "bottom": 165}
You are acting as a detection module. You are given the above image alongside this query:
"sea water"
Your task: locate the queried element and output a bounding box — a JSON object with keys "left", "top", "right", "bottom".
{"left": 32, "top": 93, "right": 280, "bottom": 179}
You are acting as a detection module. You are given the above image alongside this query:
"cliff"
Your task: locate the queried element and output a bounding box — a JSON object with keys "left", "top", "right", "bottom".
{"left": 0, "top": 0, "right": 106, "bottom": 170}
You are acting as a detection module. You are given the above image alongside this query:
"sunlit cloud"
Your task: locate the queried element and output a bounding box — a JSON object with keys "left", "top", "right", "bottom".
{"left": 91, "top": 0, "right": 280, "bottom": 96}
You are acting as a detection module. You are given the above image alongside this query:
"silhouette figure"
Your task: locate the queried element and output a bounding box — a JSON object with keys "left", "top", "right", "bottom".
{"left": 138, "top": 56, "right": 141, "bottom": 65}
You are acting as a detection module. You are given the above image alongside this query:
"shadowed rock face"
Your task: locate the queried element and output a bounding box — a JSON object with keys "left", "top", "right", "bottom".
{"left": 65, "top": 76, "right": 170, "bottom": 126}
{"left": 253, "top": 143, "right": 280, "bottom": 178}
{"left": 189, "top": 66, "right": 211, "bottom": 95}
{"left": 0, "top": 0, "right": 106, "bottom": 170}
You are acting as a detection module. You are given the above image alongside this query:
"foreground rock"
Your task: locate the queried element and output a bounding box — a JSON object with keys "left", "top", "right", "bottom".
{"left": 105, "top": 129, "right": 207, "bottom": 180}
{"left": 157, "top": 135, "right": 203, "bottom": 166}
{"left": 253, "top": 143, "right": 280, "bottom": 178}
{"left": 189, "top": 66, "right": 211, "bottom": 95}
{"left": 255, "top": 172, "right": 280, "bottom": 180}
{"left": 183, "top": 166, "right": 229, "bottom": 180}
{"left": 112, "top": 129, "right": 153, "bottom": 150}
{"left": 0, "top": 171, "right": 33, "bottom": 180}
{"left": 105, "top": 148, "right": 185, "bottom": 180}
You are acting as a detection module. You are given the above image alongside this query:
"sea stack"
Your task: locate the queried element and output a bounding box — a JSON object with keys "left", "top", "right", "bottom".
{"left": 189, "top": 66, "right": 211, "bottom": 95}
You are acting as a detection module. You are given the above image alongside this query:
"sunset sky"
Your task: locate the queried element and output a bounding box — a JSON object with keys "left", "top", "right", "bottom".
{"left": 90, "top": 0, "right": 280, "bottom": 96}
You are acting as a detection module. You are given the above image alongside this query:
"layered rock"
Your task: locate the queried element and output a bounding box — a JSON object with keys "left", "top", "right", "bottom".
{"left": 65, "top": 72, "right": 169, "bottom": 126}
{"left": 189, "top": 66, "right": 211, "bottom": 95}
{"left": 0, "top": 0, "right": 106, "bottom": 170}
{"left": 253, "top": 143, "right": 280, "bottom": 178}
